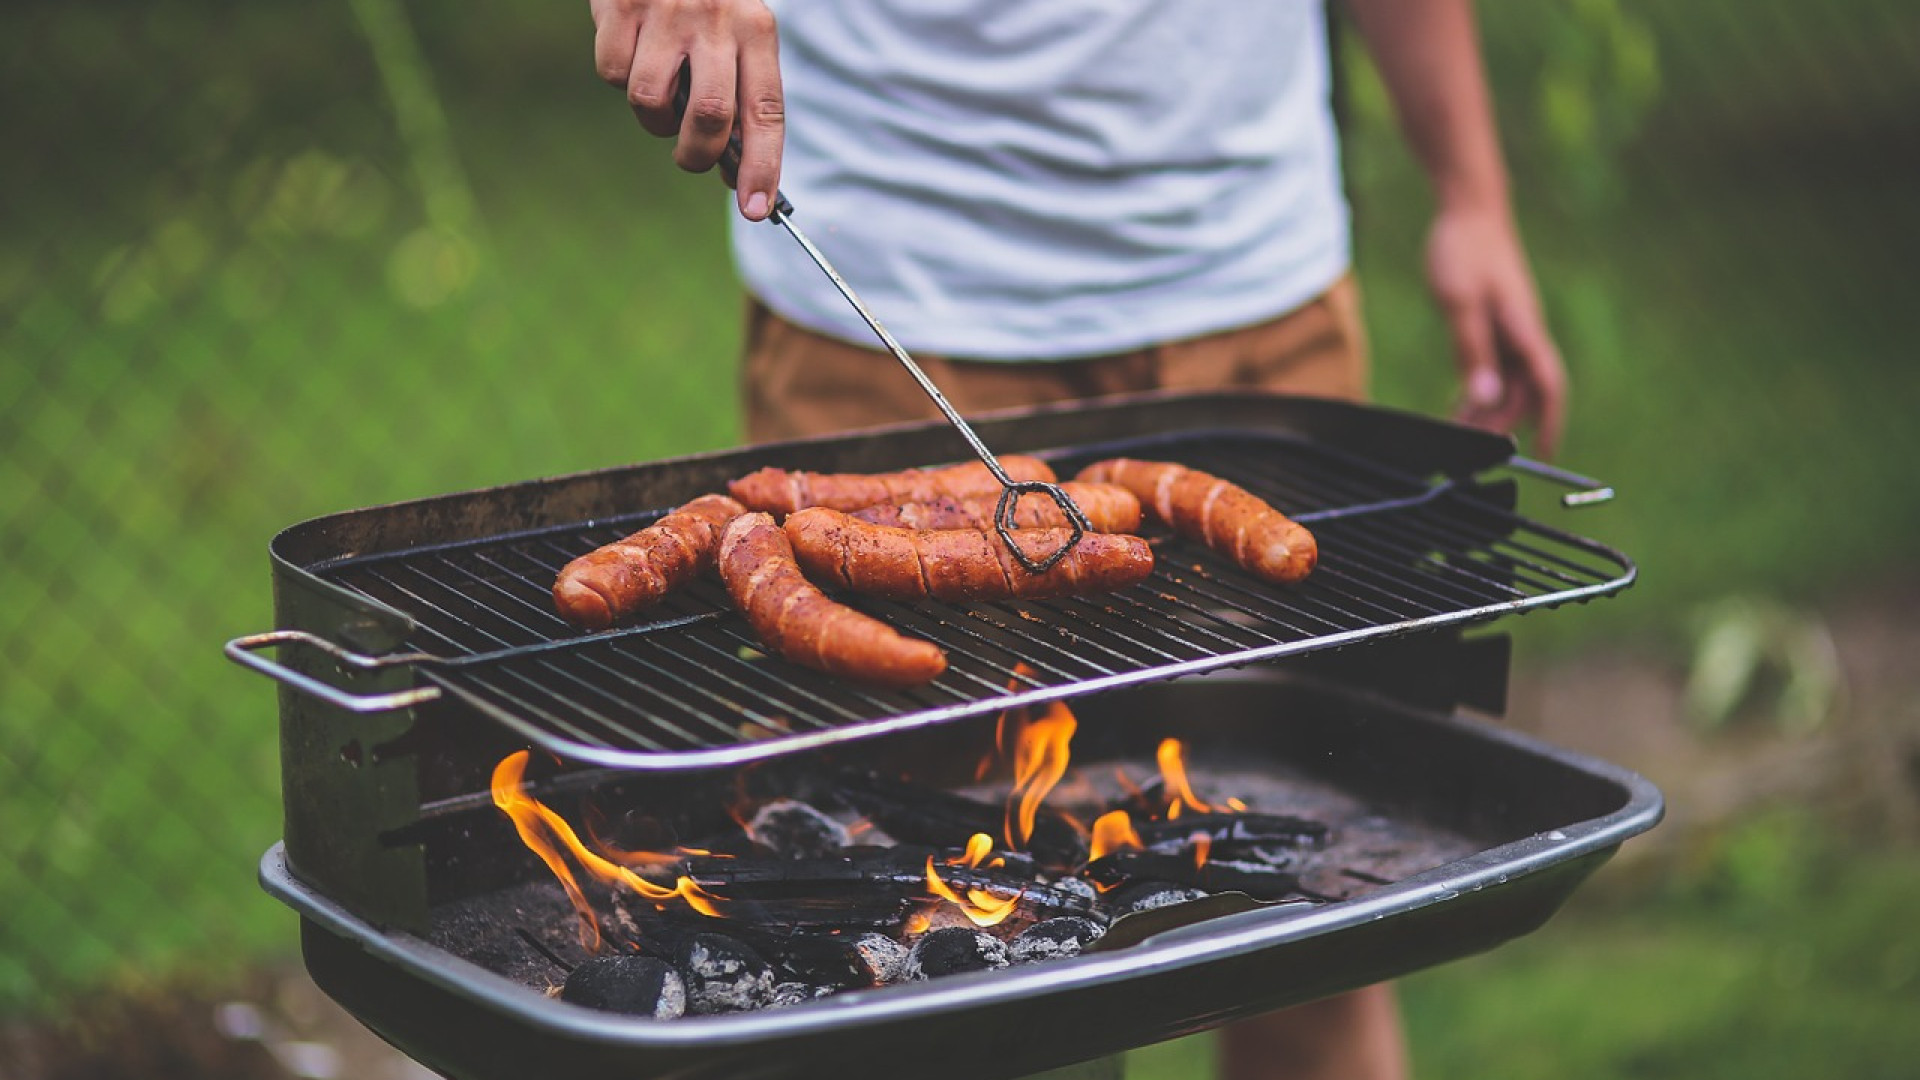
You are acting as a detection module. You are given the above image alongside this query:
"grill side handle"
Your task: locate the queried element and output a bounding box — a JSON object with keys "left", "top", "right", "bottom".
{"left": 1505, "top": 455, "right": 1616, "bottom": 507}
{"left": 225, "top": 630, "right": 443, "bottom": 712}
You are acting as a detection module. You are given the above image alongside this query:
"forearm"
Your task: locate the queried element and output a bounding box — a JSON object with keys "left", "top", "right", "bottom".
{"left": 1342, "top": 0, "right": 1511, "bottom": 218}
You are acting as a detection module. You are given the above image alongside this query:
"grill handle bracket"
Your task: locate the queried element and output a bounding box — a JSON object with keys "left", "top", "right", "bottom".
{"left": 225, "top": 630, "right": 443, "bottom": 713}
{"left": 1506, "top": 455, "right": 1616, "bottom": 507}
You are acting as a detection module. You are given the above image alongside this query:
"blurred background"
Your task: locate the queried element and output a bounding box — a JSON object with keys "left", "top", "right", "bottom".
{"left": 3, "top": 0, "right": 1918, "bottom": 1076}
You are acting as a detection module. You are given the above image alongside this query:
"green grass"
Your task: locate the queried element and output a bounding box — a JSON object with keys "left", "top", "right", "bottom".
{"left": 3, "top": 10, "right": 1917, "bottom": 1076}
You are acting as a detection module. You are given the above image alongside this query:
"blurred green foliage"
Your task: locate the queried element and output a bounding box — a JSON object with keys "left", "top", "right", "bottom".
{"left": 2, "top": 4, "right": 1917, "bottom": 1074}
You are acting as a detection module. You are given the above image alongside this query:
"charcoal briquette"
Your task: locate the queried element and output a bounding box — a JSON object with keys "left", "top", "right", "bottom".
{"left": 559, "top": 955, "right": 686, "bottom": 1020}
{"left": 1009, "top": 917, "right": 1105, "bottom": 965}
{"left": 1108, "top": 881, "right": 1209, "bottom": 917}
{"left": 903, "top": 927, "right": 1011, "bottom": 981}
{"left": 673, "top": 933, "right": 778, "bottom": 1015}
{"left": 745, "top": 798, "right": 852, "bottom": 859}
{"left": 853, "top": 932, "right": 909, "bottom": 985}
{"left": 767, "top": 981, "right": 835, "bottom": 1008}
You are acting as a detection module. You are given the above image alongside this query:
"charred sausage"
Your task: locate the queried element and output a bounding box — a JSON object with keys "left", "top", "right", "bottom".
{"left": 718, "top": 513, "right": 948, "bottom": 687}
{"left": 553, "top": 493, "right": 746, "bottom": 630}
{"left": 1074, "top": 458, "right": 1316, "bottom": 584}
{"left": 728, "top": 456, "right": 1058, "bottom": 516}
{"left": 849, "top": 482, "right": 1143, "bottom": 534}
{"left": 783, "top": 507, "right": 1155, "bottom": 603}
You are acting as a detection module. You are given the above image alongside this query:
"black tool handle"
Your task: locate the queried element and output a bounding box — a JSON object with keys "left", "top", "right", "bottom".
{"left": 671, "top": 63, "right": 794, "bottom": 218}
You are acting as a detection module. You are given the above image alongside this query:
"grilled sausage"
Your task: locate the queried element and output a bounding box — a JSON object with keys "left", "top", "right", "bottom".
{"left": 783, "top": 507, "right": 1155, "bottom": 603}
{"left": 849, "top": 482, "right": 1143, "bottom": 534}
{"left": 1074, "top": 458, "right": 1316, "bottom": 584}
{"left": 728, "top": 456, "right": 1058, "bottom": 516}
{"left": 718, "top": 513, "right": 948, "bottom": 687}
{"left": 553, "top": 494, "right": 746, "bottom": 630}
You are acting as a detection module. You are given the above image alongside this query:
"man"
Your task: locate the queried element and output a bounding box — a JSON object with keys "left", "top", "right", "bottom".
{"left": 591, "top": 1, "right": 1563, "bottom": 1075}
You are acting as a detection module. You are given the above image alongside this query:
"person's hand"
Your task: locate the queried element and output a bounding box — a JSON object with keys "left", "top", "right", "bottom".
{"left": 1425, "top": 204, "right": 1566, "bottom": 458}
{"left": 590, "top": 0, "right": 785, "bottom": 220}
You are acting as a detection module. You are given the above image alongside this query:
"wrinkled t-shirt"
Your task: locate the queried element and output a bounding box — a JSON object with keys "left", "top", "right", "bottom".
{"left": 730, "top": 0, "right": 1350, "bottom": 361}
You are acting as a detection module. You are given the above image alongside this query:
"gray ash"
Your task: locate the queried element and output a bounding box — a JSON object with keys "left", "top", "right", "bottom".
{"left": 1108, "top": 881, "right": 1209, "bottom": 917}
{"left": 674, "top": 933, "right": 778, "bottom": 1015}
{"left": 903, "top": 927, "right": 1011, "bottom": 981}
{"left": 1009, "top": 917, "right": 1105, "bottom": 964}
{"left": 853, "top": 932, "right": 909, "bottom": 986}
{"left": 560, "top": 955, "right": 686, "bottom": 1019}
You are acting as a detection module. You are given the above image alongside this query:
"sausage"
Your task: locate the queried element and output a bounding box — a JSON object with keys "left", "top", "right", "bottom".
{"left": 783, "top": 507, "right": 1155, "bottom": 603}
{"left": 728, "top": 456, "right": 1058, "bottom": 516}
{"left": 1073, "top": 458, "right": 1316, "bottom": 584}
{"left": 718, "top": 513, "right": 949, "bottom": 687}
{"left": 553, "top": 494, "right": 746, "bottom": 630}
{"left": 849, "top": 482, "right": 1142, "bottom": 534}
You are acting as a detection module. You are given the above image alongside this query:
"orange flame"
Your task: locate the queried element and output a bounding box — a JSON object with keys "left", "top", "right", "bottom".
{"left": 491, "top": 751, "right": 725, "bottom": 951}
{"left": 1157, "top": 738, "right": 1213, "bottom": 816}
{"left": 925, "top": 836, "right": 1023, "bottom": 928}
{"left": 1089, "top": 809, "right": 1143, "bottom": 862}
{"left": 1003, "top": 700, "right": 1076, "bottom": 851}
{"left": 1191, "top": 831, "right": 1212, "bottom": 870}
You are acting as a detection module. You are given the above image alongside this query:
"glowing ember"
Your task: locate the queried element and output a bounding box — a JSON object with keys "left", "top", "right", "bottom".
{"left": 491, "top": 751, "right": 725, "bottom": 952}
{"left": 1003, "top": 701, "right": 1077, "bottom": 851}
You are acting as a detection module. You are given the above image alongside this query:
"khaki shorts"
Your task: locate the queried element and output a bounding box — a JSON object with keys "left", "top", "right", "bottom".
{"left": 741, "top": 276, "right": 1371, "bottom": 442}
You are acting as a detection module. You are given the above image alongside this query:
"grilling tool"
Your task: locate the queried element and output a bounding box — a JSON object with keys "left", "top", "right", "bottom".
{"left": 680, "top": 81, "right": 1090, "bottom": 573}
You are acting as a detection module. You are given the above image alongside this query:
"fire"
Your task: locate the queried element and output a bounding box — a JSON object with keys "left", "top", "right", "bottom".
{"left": 1190, "top": 831, "right": 1212, "bottom": 870}
{"left": 491, "top": 751, "right": 725, "bottom": 952}
{"left": 1003, "top": 700, "right": 1076, "bottom": 851}
{"left": 1088, "top": 809, "right": 1143, "bottom": 862}
{"left": 924, "top": 833, "right": 1023, "bottom": 928}
{"left": 1156, "top": 738, "right": 1212, "bottom": 816}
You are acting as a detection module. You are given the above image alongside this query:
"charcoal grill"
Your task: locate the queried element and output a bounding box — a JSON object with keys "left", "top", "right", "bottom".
{"left": 230, "top": 391, "right": 1660, "bottom": 1079}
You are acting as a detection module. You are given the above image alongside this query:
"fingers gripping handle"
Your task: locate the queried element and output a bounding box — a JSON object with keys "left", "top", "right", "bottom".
{"left": 672, "top": 61, "right": 793, "bottom": 218}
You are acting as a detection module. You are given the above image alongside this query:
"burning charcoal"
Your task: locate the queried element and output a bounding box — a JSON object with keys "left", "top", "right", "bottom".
{"left": 836, "top": 771, "right": 1087, "bottom": 868}
{"left": 1044, "top": 874, "right": 1101, "bottom": 910}
{"left": 903, "top": 927, "right": 1011, "bottom": 981}
{"left": 560, "top": 955, "right": 686, "bottom": 1020}
{"left": 1084, "top": 851, "right": 1302, "bottom": 901}
{"left": 852, "top": 932, "right": 910, "bottom": 986}
{"left": 673, "top": 933, "right": 778, "bottom": 1015}
{"left": 1009, "top": 917, "right": 1105, "bottom": 965}
{"left": 1106, "top": 881, "right": 1209, "bottom": 918}
{"left": 746, "top": 798, "right": 852, "bottom": 859}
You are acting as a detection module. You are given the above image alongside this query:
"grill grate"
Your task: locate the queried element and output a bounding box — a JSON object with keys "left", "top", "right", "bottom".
{"left": 314, "top": 431, "right": 1631, "bottom": 769}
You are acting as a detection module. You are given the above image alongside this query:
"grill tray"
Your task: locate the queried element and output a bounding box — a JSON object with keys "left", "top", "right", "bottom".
{"left": 242, "top": 393, "right": 1632, "bottom": 770}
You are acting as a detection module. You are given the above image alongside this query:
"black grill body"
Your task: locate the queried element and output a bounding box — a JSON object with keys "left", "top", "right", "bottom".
{"left": 238, "top": 392, "right": 1657, "bottom": 1077}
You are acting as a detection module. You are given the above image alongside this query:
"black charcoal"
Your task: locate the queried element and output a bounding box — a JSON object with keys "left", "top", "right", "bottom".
{"left": 1045, "top": 875, "right": 1101, "bottom": 909}
{"left": 746, "top": 798, "right": 852, "bottom": 859}
{"left": 1009, "top": 917, "right": 1105, "bottom": 964}
{"left": 852, "top": 932, "right": 909, "bottom": 985}
{"left": 560, "top": 955, "right": 686, "bottom": 1019}
{"left": 674, "top": 933, "right": 778, "bottom": 1015}
{"left": 903, "top": 927, "right": 1011, "bottom": 980}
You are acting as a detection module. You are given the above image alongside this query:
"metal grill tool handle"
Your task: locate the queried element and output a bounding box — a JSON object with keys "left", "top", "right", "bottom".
{"left": 680, "top": 77, "right": 1090, "bottom": 572}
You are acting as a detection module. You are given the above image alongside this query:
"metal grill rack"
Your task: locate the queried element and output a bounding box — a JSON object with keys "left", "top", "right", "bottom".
{"left": 303, "top": 430, "right": 1633, "bottom": 770}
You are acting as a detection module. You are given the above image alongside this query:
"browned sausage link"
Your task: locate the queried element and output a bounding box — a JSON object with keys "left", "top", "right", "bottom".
{"left": 718, "top": 513, "right": 948, "bottom": 687}
{"left": 728, "top": 456, "right": 1059, "bottom": 516}
{"left": 553, "top": 493, "right": 747, "bottom": 630}
{"left": 849, "top": 482, "right": 1143, "bottom": 534}
{"left": 1075, "top": 458, "right": 1317, "bottom": 584}
{"left": 783, "top": 508, "right": 1155, "bottom": 603}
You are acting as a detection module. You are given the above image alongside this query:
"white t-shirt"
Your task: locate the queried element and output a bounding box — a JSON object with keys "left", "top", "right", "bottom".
{"left": 730, "top": 0, "right": 1350, "bottom": 361}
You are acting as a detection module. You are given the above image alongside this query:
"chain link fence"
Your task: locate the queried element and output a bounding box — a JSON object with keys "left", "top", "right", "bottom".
{"left": 4, "top": 0, "right": 1916, "bottom": 1031}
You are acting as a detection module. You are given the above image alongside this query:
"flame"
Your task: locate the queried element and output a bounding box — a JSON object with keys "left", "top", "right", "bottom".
{"left": 1191, "top": 831, "right": 1212, "bottom": 870}
{"left": 925, "top": 839, "right": 1023, "bottom": 928}
{"left": 1003, "top": 700, "right": 1077, "bottom": 851}
{"left": 1156, "top": 738, "right": 1213, "bottom": 816}
{"left": 1089, "top": 809, "right": 1143, "bottom": 862}
{"left": 491, "top": 751, "right": 725, "bottom": 951}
